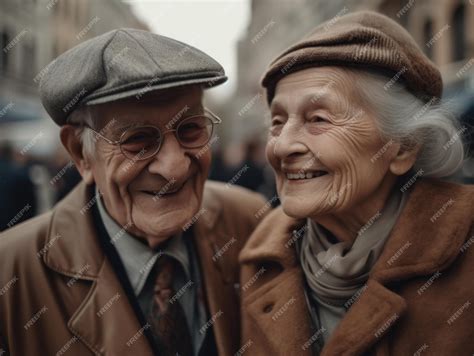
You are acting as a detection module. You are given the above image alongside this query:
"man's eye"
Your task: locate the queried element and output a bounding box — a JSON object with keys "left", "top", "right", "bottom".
{"left": 124, "top": 133, "right": 147, "bottom": 143}
{"left": 123, "top": 130, "right": 155, "bottom": 143}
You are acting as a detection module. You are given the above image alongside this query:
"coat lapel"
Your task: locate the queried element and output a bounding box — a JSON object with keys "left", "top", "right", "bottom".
{"left": 67, "top": 260, "right": 153, "bottom": 355}
{"left": 192, "top": 182, "right": 240, "bottom": 355}
{"left": 323, "top": 179, "right": 472, "bottom": 355}
{"left": 43, "top": 181, "right": 244, "bottom": 355}
{"left": 321, "top": 279, "right": 406, "bottom": 355}
{"left": 241, "top": 178, "right": 473, "bottom": 355}
{"left": 240, "top": 209, "right": 314, "bottom": 355}
{"left": 43, "top": 183, "right": 153, "bottom": 355}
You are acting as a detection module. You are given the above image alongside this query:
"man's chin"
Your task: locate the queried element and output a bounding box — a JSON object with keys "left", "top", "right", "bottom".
{"left": 142, "top": 233, "right": 176, "bottom": 250}
{"left": 132, "top": 211, "right": 197, "bottom": 243}
{"left": 134, "top": 225, "right": 184, "bottom": 249}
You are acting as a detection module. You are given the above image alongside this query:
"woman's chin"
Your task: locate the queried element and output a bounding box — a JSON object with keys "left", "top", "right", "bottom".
{"left": 281, "top": 199, "right": 327, "bottom": 219}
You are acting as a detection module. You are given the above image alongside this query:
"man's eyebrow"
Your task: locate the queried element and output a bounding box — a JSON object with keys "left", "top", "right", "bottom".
{"left": 183, "top": 105, "right": 204, "bottom": 115}
{"left": 106, "top": 106, "right": 204, "bottom": 132}
{"left": 108, "top": 120, "right": 145, "bottom": 132}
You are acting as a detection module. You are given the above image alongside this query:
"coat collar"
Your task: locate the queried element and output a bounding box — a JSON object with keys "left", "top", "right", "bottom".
{"left": 240, "top": 178, "right": 473, "bottom": 355}
{"left": 42, "top": 181, "right": 230, "bottom": 355}
{"left": 240, "top": 178, "right": 473, "bottom": 281}
{"left": 191, "top": 181, "right": 241, "bottom": 356}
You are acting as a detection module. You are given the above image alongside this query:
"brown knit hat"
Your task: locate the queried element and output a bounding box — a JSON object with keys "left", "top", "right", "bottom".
{"left": 261, "top": 11, "right": 442, "bottom": 104}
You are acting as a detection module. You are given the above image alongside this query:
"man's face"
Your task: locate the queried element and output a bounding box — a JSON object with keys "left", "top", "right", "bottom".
{"left": 87, "top": 86, "right": 211, "bottom": 248}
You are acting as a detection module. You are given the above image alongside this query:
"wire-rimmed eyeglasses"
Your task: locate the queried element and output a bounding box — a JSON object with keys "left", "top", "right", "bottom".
{"left": 76, "top": 108, "right": 221, "bottom": 160}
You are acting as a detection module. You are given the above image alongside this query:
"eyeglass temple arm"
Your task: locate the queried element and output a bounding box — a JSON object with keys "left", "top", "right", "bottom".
{"left": 80, "top": 123, "right": 121, "bottom": 145}
{"left": 205, "top": 108, "right": 222, "bottom": 124}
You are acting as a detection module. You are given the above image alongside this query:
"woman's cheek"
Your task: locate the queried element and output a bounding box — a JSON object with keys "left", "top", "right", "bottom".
{"left": 265, "top": 141, "right": 279, "bottom": 169}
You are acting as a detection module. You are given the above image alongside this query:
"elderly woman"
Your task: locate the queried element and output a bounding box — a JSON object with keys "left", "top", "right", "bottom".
{"left": 239, "top": 11, "right": 474, "bottom": 356}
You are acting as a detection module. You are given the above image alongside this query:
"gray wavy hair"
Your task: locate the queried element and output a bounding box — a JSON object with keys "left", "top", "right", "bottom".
{"left": 349, "top": 68, "right": 466, "bottom": 178}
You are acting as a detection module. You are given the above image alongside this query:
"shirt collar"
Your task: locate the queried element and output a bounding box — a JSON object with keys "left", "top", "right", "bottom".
{"left": 96, "top": 186, "right": 191, "bottom": 295}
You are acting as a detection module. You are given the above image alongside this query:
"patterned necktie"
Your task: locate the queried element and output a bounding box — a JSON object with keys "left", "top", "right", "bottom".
{"left": 148, "top": 255, "right": 193, "bottom": 356}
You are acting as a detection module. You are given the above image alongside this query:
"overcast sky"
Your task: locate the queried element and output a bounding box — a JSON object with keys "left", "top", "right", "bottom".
{"left": 125, "top": 0, "right": 251, "bottom": 101}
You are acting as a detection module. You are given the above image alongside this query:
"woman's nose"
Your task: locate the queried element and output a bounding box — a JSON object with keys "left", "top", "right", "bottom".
{"left": 272, "top": 119, "right": 308, "bottom": 160}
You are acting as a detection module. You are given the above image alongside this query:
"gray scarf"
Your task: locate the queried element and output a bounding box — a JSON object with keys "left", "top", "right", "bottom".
{"left": 300, "top": 190, "right": 407, "bottom": 307}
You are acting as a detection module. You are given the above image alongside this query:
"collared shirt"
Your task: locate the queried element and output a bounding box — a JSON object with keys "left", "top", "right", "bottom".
{"left": 97, "top": 190, "right": 207, "bottom": 356}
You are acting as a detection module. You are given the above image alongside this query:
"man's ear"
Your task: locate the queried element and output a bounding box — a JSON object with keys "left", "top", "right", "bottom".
{"left": 60, "top": 125, "right": 95, "bottom": 185}
{"left": 389, "top": 142, "right": 421, "bottom": 176}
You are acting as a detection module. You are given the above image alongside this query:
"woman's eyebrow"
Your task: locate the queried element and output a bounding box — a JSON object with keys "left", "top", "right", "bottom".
{"left": 270, "top": 91, "right": 337, "bottom": 113}
{"left": 270, "top": 100, "right": 285, "bottom": 113}
{"left": 303, "top": 91, "right": 336, "bottom": 108}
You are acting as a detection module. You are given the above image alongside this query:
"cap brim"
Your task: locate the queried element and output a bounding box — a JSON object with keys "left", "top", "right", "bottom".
{"left": 85, "top": 75, "right": 227, "bottom": 105}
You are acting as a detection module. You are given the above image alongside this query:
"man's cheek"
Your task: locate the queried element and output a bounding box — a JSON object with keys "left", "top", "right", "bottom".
{"left": 197, "top": 152, "right": 212, "bottom": 179}
{"left": 113, "top": 159, "right": 147, "bottom": 187}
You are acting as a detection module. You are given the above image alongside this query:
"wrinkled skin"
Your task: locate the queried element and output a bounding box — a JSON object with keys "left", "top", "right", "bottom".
{"left": 61, "top": 86, "right": 211, "bottom": 249}
{"left": 266, "top": 67, "right": 419, "bottom": 242}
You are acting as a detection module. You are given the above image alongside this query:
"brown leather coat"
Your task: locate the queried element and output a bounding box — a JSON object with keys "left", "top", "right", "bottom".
{"left": 0, "top": 181, "right": 266, "bottom": 356}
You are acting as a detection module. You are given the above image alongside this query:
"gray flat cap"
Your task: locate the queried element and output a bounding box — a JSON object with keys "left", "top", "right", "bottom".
{"left": 39, "top": 28, "right": 227, "bottom": 125}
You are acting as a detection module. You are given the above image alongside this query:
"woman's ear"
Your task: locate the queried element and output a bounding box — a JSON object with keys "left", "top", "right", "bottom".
{"left": 60, "top": 125, "right": 95, "bottom": 185}
{"left": 389, "top": 142, "right": 421, "bottom": 176}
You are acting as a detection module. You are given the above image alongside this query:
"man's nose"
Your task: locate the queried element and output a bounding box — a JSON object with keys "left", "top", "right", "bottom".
{"left": 147, "top": 132, "right": 191, "bottom": 179}
{"left": 272, "top": 118, "right": 308, "bottom": 160}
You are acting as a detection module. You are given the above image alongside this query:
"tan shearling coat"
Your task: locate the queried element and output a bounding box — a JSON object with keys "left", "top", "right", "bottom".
{"left": 239, "top": 179, "right": 474, "bottom": 356}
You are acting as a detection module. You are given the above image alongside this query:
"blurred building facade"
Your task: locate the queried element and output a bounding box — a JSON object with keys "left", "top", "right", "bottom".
{"left": 224, "top": 0, "right": 474, "bottom": 182}
{"left": 0, "top": 0, "right": 148, "bottom": 149}
{"left": 0, "top": 0, "right": 149, "bottom": 216}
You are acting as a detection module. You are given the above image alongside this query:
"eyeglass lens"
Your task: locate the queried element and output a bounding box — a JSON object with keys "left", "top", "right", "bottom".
{"left": 119, "top": 115, "right": 214, "bottom": 159}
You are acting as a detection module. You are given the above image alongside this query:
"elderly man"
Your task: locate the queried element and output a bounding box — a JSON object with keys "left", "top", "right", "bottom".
{"left": 0, "top": 29, "right": 266, "bottom": 356}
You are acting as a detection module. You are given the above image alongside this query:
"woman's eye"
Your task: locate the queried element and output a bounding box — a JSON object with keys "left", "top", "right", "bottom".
{"left": 271, "top": 116, "right": 284, "bottom": 126}
{"left": 268, "top": 117, "right": 283, "bottom": 136}
{"left": 307, "top": 115, "right": 328, "bottom": 123}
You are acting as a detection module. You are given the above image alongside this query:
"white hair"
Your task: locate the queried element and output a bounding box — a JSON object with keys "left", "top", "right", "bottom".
{"left": 348, "top": 68, "right": 466, "bottom": 178}
{"left": 66, "top": 105, "right": 97, "bottom": 156}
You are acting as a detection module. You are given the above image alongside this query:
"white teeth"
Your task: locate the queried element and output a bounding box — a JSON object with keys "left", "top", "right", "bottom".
{"left": 286, "top": 171, "right": 326, "bottom": 180}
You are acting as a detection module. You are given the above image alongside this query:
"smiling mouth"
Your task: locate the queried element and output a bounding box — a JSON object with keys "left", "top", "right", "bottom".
{"left": 142, "top": 182, "right": 185, "bottom": 197}
{"left": 285, "top": 170, "right": 328, "bottom": 180}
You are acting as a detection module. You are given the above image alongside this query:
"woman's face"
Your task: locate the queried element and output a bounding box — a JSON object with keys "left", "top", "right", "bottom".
{"left": 266, "top": 67, "right": 402, "bottom": 219}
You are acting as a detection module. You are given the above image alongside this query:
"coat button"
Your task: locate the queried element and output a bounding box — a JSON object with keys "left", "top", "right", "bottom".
{"left": 263, "top": 303, "right": 274, "bottom": 313}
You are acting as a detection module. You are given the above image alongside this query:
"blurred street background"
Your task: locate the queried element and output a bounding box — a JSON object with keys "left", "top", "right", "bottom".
{"left": 0, "top": 0, "right": 473, "bottom": 230}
